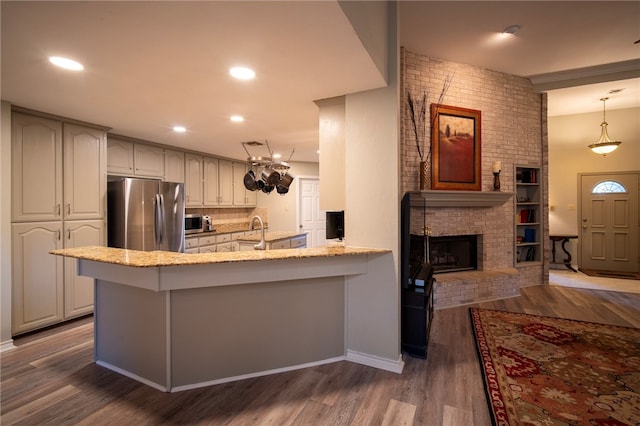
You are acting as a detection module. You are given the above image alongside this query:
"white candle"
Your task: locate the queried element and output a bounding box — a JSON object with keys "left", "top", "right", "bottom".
{"left": 492, "top": 161, "right": 501, "bottom": 173}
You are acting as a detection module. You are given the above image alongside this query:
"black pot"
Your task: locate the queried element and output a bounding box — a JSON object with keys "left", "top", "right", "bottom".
{"left": 243, "top": 170, "right": 259, "bottom": 191}
{"left": 262, "top": 184, "right": 275, "bottom": 194}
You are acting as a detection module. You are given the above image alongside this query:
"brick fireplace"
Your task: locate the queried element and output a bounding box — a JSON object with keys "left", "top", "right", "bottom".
{"left": 400, "top": 49, "right": 549, "bottom": 309}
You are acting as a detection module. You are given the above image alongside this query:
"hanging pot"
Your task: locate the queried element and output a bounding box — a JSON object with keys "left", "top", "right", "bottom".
{"left": 276, "top": 172, "right": 294, "bottom": 194}
{"left": 243, "top": 170, "right": 259, "bottom": 191}
{"left": 261, "top": 167, "right": 281, "bottom": 185}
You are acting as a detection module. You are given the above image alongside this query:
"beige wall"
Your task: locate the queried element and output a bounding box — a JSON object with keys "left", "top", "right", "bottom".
{"left": 342, "top": 1, "right": 400, "bottom": 364}
{"left": 256, "top": 161, "right": 319, "bottom": 232}
{"left": 548, "top": 107, "right": 640, "bottom": 266}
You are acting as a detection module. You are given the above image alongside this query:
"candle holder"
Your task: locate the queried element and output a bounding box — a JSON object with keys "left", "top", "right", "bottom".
{"left": 493, "top": 171, "right": 501, "bottom": 191}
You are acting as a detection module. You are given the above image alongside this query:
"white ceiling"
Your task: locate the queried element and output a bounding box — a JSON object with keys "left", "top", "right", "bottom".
{"left": 2, "top": 1, "right": 639, "bottom": 162}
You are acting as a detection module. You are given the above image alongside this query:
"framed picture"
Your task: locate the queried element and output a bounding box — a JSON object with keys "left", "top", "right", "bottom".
{"left": 430, "top": 104, "right": 481, "bottom": 191}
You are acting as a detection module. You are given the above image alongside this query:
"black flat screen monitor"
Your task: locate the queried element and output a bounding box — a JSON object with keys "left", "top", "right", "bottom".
{"left": 326, "top": 211, "right": 344, "bottom": 240}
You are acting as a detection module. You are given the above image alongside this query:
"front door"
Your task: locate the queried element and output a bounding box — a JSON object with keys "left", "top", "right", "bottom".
{"left": 579, "top": 172, "right": 639, "bottom": 272}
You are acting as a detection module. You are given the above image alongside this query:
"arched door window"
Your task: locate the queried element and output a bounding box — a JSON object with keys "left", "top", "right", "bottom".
{"left": 592, "top": 180, "right": 627, "bottom": 194}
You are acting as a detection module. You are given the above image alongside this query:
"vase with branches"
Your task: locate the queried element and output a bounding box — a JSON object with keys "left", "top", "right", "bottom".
{"left": 407, "top": 73, "right": 453, "bottom": 190}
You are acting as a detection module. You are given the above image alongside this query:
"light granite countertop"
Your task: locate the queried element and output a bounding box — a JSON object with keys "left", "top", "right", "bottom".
{"left": 236, "top": 231, "right": 306, "bottom": 243}
{"left": 50, "top": 245, "right": 390, "bottom": 268}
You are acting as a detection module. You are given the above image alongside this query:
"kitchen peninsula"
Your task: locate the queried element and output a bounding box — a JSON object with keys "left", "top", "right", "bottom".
{"left": 51, "top": 245, "right": 393, "bottom": 392}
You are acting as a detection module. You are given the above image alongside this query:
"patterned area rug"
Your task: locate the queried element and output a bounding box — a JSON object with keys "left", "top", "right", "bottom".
{"left": 470, "top": 308, "right": 640, "bottom": 425}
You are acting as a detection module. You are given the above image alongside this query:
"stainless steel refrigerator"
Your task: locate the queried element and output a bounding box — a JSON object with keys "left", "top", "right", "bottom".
{"left": 107, "top": 178, "right": 185, "bottom": 252}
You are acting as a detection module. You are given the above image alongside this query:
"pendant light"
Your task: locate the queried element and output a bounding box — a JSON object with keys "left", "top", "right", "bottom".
{"left": 588, "top": 97, "right": 621, "bottom": 156}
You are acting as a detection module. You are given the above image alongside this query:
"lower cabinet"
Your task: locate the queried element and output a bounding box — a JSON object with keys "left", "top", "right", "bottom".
{"left": 64, "top": 220, "right": 105, "bottom": 318}
{"left": 12, "top": 222, "right": 64, "bottom": 335}
{"left": 12, "top": 220, "right": 104, "bottom": 335}
{"left": 238, "top": 235, "right": 307, "bottom": 251}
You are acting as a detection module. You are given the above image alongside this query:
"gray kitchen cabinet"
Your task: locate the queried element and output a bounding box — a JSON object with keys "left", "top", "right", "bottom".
{"left": 187, "top": 155, "right": 232, "bottom": 207}
{"left": 133, "top": 143, "right": 164, "bottom": 178}
{"left": 106, "top": 138, "right": 134, "bottom": 175}
{"left": 164, "top": 149, "right": 185, "bottom": 183}
{"left": 12, "top": 222, "right": 64, "bottom": 334}
{"left": 11, "top": 111, "right": 107, "bottom": 335}
{"left": 238, "top": 234, "right": 307, "bottom": 251}
{"left": 290, "top": 235, "right": 307, "bottom": 249}
{"left": 64, "top": 220, "right": 104, "bottom": 318}
{"left": 233, "top": 161, "right": 257, "bottom": 207}
{"left": 13, "top": 113, "right": 107, "bottom": 223}
{"left": 218, "top": 159, "right": 233, "bottom": 206}
{"left": 107, "top": 137, "right": 165, "bottom": 179}
{"left": 203, "top": 157, "right": 233, "bottom": 207}
{"left": 270, "top": 239, "right": 290, "bottom": 250}
{"left": 203, "top": 156, "right": 220, "bottom": 206}
{"left": 185, "top": 153, "right": 204, "bottom": 206}
{"left": 63, "top": 123, "right": 107, "bottom": 220}
{"left": 11, "top": 113, "right": 63, "bottom": 222}
{"left": 199, "top": 245, "right": 217, "bottom": 253}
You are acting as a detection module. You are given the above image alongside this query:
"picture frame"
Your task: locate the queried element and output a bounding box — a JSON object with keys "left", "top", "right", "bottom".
{"left": 430, "top": 104, "right": 481, "bottom": 191}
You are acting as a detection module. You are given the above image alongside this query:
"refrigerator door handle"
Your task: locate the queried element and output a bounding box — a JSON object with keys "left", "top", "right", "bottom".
{"left": 155, "top": 194, "right": 164, "bottom": 246}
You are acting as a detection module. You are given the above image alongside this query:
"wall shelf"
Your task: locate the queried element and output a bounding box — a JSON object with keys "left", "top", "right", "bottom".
{"left": 408, "top": 190, "right": 513, "bottom": 208}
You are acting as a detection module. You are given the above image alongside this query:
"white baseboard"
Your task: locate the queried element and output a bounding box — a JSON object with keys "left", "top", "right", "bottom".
{"left": 95, "top": 360, "right": 168, "bottom": 392}
{"left": 171, "top": 356, "right": 346, "bottom": 393}
{"left": 0, "top": 339, "right": 16, "bottom": 353}
{"left": 346, "top": 350, "right": 405, "bottom": 374}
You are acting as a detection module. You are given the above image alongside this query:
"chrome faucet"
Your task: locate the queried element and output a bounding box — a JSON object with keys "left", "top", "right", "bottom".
{"left": 250, "top": 215, "right": 266, "bottom": 250}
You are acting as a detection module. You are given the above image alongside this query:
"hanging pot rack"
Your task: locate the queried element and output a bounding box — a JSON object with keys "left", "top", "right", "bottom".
{"left": 241, "top": 141, "right": 295, "bottom": 194}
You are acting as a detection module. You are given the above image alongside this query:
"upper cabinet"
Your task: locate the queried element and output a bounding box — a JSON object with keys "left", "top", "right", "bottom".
{"left": 107, "top": 136, "right": 259, "bottom": 209}
{"left": 107, "top": 137, "right": 164, "bottom": 179}
{"left": 190, "top": 156, "right": 234, "bottom": 207}
{"left": 133, "top": 144, "right": 164, "bottom": 178}
{"left": 203, "top": 156, "right": 220, "bottom": 206}
{"left": 164, "top": 149, "right": 185, "bottom": 183}
{"left": 63, "top": 123, "right": 107, "bottom": 220}
{"left": 106, "top": 138, "right": 134, "bottom": 175}
{"left": 11, "top": 113, "right": 63, "bottom": 222}
{"left": 218, "top": 159, "right": 233, "bottom": 206}
{"left": 185, "top": 153, "right": 204, "bottom": 206}
{"left": 12, "top": 113, "right": 106, "bottom": 223}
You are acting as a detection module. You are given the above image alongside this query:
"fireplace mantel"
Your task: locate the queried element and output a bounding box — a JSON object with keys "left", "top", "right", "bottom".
{"left": 408, "top": 191, "right": 513, "bottom": 208}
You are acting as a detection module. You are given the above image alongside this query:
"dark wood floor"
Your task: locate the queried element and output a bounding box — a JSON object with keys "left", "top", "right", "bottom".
{"left": 2, "top": 284, "right": 639, "bottom": 425}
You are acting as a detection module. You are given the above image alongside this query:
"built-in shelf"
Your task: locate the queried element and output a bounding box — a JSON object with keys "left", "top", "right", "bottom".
{"left": 408, "top": 190, "right": 514, "bottom": 208}
{"left": 515, "top": 166, "right": 542, "bottom": 266}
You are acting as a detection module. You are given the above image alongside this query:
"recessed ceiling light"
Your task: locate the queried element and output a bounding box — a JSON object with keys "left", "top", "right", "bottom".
{"left": 173, "top": 126, "right": 187, "bottom": 133}
{"left": 272, "top": 153, "right": 282, "bottom": 159}
{"left": 49, "top": 56, "right": 84, "bottom": 71}
{"left": 230, "top": 115, "right": 244, "bottom": 123}
{"left": 501, "top": 25, "right": 520, "bottom": 36}
{"left": 229, "top": 66, "right": 255, "bottom": 80}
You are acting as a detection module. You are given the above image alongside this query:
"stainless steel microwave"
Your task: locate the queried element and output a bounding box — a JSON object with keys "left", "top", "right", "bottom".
{"left": 185, "top": 214, "right": 203, "bottom": 234}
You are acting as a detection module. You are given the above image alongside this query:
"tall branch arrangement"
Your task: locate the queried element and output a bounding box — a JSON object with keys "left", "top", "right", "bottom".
{"left": 407, "top": 73, "right": 454, "bottom": 162}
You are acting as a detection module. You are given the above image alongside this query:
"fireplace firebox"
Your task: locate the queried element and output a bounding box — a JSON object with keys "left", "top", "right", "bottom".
{"left": 410, "top": 234, "right": 478, "bottom": 273}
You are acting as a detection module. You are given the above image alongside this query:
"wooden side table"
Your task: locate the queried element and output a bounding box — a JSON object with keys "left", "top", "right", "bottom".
{"left": 549, "top": 235, "right": 578, "bottom": 272}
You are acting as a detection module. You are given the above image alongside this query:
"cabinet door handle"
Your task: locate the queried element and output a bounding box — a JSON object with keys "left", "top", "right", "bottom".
{"left": 67, "top": 204, "right": 71, "bottom": 215}
{"left": 68, "top": 228, "right": 71, "bottom": 239}
{"left": 56, "top": 203, "right": 61, "bottom": 216}
{"left": 57, "top": 229, "right": 61, "bottom": 240}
